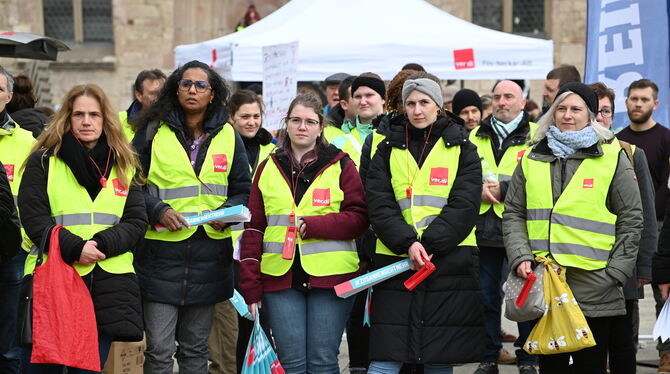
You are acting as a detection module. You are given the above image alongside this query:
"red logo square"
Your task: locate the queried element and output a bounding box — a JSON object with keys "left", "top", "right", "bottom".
{"left": 453, "top": 48, "right": 475, "bottom": 70}
{"left": 429, "top": 167, "right": 449, "bottom": 186}
{"left": 312, "top": 188, "right": 331, "bottom": 206}
{"left": 112, "top": 178, "right": 129, "bottom": 197}
{"left": 212, "top": 154, "right": 228, "bottom": 172}
{"left": 517, "top": 150, "right": 526, "bottom": 163}
{"left": 4, "top": 164, "right": 14, "bottom": 182}
{"left": 583, "top": 178, "right": 594, "bottom": 189}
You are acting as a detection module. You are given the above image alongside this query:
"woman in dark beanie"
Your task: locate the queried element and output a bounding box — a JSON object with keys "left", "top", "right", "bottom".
{"left": 365, "top": 73, "right": 484, "bottom": 373}
{"left": 504, "top": 82, "right": 642, "bottom": 373}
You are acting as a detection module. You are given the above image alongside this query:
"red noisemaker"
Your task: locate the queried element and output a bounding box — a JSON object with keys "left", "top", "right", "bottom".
{"left": 515, "top": 272, "right": 537, "bottom": 307}
{"left": 404, "top": 257, "right": 436, "bottom": 291}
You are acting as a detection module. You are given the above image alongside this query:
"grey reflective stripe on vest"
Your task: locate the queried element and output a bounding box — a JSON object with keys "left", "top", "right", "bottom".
{"left": 201, "top": 183, "right": 228, "bottom": 197}
{"left": 231, "top": 223, "right": 244, "bottom": 231}
{"left": 527, "top": 208, "right": 551, "bottom": 221}
{"left": 54, "top": 213, "right": 91, "bottom": 225}
{"left": 150, "top": 185, "right": 199, "bottom": 200}
{"left": 416, "top": 215, "right": 438, "bottom": 230}
{"left": 262, "top": 240, "right": 356, "bottom": 255}
{"left": 397, "top": 195, "right": 448, "bottom": 211}
{"left": 498, "top": 174, "right": 512, "bottom": 182}
{"left": 550, "top": 242, "right": 610, "bottom": 261}
{"left": 551, "top": 213, "right": 615, "bottom": 236}
{"left": 12, "top": 194, "right": 17, "bottom": 206}
{"left": 29, "top": 245, "right": 39, "bottom": 255}
{"left": 267, "top": 215, "right": 292, "bottom": 227}
{"left": 94, "top": 213, "right": 121, "bottom": 225}
{"left": 529, "top": 239, "right": 548, "bottom": 253}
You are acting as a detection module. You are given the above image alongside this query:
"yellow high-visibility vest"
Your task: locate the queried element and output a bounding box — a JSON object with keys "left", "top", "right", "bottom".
{"left": 118, "top": 110, "right": 136, "bottom": 143}
{"left": 376, "top": 138, "right": 477, "bottom": 257}
{"left": 522, "top": 142, "right": 619, "bottom": 270}
{"left": 24, "top": 157, "right": 134, "bottom": 276}
{"left": 257, "top": 156, "right": 358, "bottom": 276}
{"left": 144, "top": 123, "right": 236, "bottom": 241}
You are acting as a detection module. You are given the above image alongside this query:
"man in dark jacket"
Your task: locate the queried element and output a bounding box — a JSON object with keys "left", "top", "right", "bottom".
{"left": 120, "top": 69, "right": 166, "bottom": 139}
{"left": 470, "top": 80, "right": 537, "bottom": 374}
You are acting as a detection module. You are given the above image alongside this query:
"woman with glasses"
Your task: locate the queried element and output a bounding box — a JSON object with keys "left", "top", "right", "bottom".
{"left": 132, "top": 60, "right": 251, "bottom": 373}
{"left": 504, "top": 83, "right": 642, "bottom": 373}
{"left": 364, "top": 73, "right": 484, "bottom": 374}
{"left": 239, "top": 94, "right": 368, "bottom": 374}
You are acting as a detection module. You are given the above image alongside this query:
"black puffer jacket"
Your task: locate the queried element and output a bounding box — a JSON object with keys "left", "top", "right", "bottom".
{"left": 132, "top": 107, "right": 251, "bottom": 305}
{"left": 19, "top": 149, "right": 147, "bottom": 341}
{"left": 365, "top": 113, "right": 485, "bottom": 364}
{"left": 471, "top": 112, "right": 533, "bottom": 247}
{"left": 0, "top": 160, "right": 20, "bottom": 261}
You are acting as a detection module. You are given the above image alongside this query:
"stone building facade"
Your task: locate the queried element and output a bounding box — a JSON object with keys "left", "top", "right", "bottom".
{"left": 0, "top": 0, "right": 586, "bottom": 112}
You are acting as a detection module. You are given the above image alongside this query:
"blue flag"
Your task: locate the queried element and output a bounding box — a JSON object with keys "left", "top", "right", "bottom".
{"left": 585, "top": 0, "right": 670, "bottom": 132}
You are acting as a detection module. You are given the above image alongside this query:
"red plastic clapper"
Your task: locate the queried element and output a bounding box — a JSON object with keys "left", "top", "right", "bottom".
{"left": 404, "top": 258, "right": 436, "bottom": 291}
{"left": 282, "top": 226, "right": 297, "bottom": 260}
{"left": 515, "top": 272, "right": 537, "bottom": 307}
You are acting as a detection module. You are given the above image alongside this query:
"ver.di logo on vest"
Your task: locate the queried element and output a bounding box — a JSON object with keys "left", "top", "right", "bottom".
{"left": 212, "top": 154, "right": 228, "bottom": 172}
{"left": 312, "top": 188, "right": 331, "bottom": 206}
{"left": 429, "top": 167, "right": 449, "bottom": 186}
{"left": 112, "top": 178, "right": 129, "bottom": 197}
{"left": 4, "top": 164, "right": 13, "bottom": 182}
{"left": 583, "top": 178, "right": 594, "bottom": 189}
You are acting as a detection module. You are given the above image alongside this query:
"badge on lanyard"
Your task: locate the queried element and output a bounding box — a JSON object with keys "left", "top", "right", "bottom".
{"left": 283, "top": 211, "right": 297, "bottom": 260}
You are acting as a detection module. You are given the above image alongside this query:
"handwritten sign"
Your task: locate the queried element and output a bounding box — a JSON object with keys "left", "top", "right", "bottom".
{"left": 262, "top": 41, "right": 299, "bottom": 131}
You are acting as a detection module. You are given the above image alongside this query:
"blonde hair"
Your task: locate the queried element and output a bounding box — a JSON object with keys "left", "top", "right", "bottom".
{"left": 530, "top": 91, "right": 614, "bottom": 145}
{"left": 31, "top": 84, "right": 140, "bottom": 187}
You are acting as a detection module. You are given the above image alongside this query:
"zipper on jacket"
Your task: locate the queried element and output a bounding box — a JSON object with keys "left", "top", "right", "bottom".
{"left": 181, "top": 239, "right": 192, "bottom": 305}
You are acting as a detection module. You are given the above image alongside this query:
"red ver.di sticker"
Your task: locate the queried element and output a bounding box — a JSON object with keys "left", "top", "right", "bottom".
{"left": 4, "top": 164, "right": 14, "bottom": 182}
{"left": 583, "top": 178, "right": 594, "bottom": 189}
{"left": 212, "top": 154, "right": 228, "bottom": 172}
{"left": 112, "top": 178, "right": 129, "bottom": 197}
{"left": 312, "top": 188, "right": 331, "bottom": 206}
{"left": 429, "top": 168, "right": 449, "bottom": 186}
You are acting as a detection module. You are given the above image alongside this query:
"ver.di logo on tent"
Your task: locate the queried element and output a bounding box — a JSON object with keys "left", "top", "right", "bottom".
{"left": 453, "top": 48, "right": 475, "bottom": 70}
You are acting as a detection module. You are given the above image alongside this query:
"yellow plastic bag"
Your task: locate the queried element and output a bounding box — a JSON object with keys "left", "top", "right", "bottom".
{"left": 523, "top": 257, "right": 596, "bottom": 355}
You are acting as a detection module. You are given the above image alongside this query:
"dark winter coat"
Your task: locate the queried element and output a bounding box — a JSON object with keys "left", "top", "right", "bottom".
{"left": 471, "top": 112, "right": 534, "bottom": 247}
{"left": 365, "top": 113, "right": 485, "bottom": 364}
{"left": 0, "top": 160, "right": 20, "bottom": 261}
{"left": 10, "top": 108, "right": 50, "bottom": 139}
{"left": 132, "top": 107, "right": 251, "bottom": 305}
{"left": 18, "top": 146, "right": 147, "bottom": 341}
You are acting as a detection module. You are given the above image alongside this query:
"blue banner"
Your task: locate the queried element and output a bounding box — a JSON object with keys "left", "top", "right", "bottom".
{"left": 585, "top": 0, "right": 670, "bottom": 132}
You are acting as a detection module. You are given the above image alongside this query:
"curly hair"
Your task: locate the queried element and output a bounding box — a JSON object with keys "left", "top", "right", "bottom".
{"left": 132, "top": 60, "right": 230, "bottom": 133}
{"left": 385, "top": 69, "right": 420, "bottom": 113}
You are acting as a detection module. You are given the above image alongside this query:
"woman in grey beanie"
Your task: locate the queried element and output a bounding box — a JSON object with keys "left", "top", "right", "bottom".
{"left": 364, "top": 72, "right": 485, "bottom": 373}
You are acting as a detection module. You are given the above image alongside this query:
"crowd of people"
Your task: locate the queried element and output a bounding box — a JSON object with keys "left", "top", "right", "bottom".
{"left": 0, "top": 59, "right": 669, "bottom": 374}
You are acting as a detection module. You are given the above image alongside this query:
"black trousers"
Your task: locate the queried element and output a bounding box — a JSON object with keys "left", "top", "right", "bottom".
{"left": 537, "top": 315, "right": 636, "bottom": 374}
{"left": 346, "top": 290, "right": 370, "bottom": 369}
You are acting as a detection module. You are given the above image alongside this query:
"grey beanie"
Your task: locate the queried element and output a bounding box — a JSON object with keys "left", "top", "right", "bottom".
{"left": 402, "top": 78, "right": 444, "bottom": 108}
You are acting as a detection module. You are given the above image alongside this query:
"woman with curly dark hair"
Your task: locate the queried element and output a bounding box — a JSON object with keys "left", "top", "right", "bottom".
{"left": 132, "top": 60, "right": 251, "bottom": 373}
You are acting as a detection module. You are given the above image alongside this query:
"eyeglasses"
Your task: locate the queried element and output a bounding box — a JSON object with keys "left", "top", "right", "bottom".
{"left": 286, "top": 117, "right": 320, "bottom": 127}
{"left": 598, "top": 108, "right": 612, "bottom": 118}
{"left": 178, "top": 79, "right": 212, "bottom": 93}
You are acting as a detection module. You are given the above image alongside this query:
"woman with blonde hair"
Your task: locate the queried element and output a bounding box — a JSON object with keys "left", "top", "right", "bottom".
{"left": 18, "top": 84, "right": 147, "bottom": 373}
{"left": 504, "top": 83, "right": 642, "bottom": 373}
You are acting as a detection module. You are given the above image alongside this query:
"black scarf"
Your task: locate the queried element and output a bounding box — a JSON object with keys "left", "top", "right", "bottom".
{"left": 60, "top": 131, "right": 114, "bottom": 200}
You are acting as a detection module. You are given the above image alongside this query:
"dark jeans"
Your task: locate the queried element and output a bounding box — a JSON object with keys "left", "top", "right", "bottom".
{"left": 607, "top": 299, "right": 638, "bottom": 373}
{"left": 0, "top": 251, "right": 26, "bottom": 373}
{"left": 479, "top": 246, "right": 536, "bottom": 365}
{"left": 537, "top": 315, "right": 635, "bottom": 374}
{"left": 21, "top": 334, "right": 112, "bottom": 374}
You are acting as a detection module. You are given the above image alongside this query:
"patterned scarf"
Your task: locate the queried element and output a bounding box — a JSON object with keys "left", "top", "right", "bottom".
{"left": 546, "top": 125, "right": 599, "bottom": 159}
{"left": 491, "top": 111, "right": 524, "bottom": 149}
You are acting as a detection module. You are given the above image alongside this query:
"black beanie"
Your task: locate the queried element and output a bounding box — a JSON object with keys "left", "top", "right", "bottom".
{"left": 452, "top": 89, "right": 482, "bottom": 116}
{"left": 556, "top": 82, "right": 598, "bottom": 114}
{"left": 351, "top": 76, "right": 386, "bottom": 99}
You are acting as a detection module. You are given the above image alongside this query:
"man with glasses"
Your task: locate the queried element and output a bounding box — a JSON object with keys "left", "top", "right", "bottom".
{"left": 589, "top": 82, "right": 656, "bottom": 372}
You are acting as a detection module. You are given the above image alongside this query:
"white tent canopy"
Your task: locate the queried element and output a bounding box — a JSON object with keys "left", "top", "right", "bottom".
{"left": 174, "top": 0, "right": 553, "bottom": 81}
